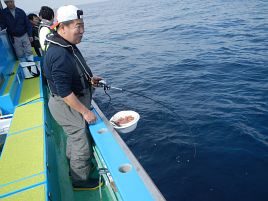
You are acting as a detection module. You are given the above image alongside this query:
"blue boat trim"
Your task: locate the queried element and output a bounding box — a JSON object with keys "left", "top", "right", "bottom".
{"left": 16, "top": 97, "right": 43, "bottom": 107}
{"left": 0, "top": 171, "right": 45, "bottom": 188}
{"left": 7, "top": 125, "right": 44, "bottom": 136}
{"left": 0, "top": 181, "right": 46, "bottom": 199}
{"left": 0, "top": 62, "right": 16, "bottom": 95}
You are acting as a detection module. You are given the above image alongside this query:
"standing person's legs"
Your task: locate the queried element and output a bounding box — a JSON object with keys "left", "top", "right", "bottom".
{"left": 48, "top": 95, "right": 93, "bottom": 183}
{"left": 13, "top": 36, "right": 25, "bottom": 61}
{"left": 34, "top": 45, "right": 42, "bottom": 57}
{"left": 21, "top": 33, "right": 34, "bottom": 61}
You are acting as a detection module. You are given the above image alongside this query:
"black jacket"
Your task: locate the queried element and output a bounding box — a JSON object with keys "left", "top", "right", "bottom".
{"left": 43, "top": 33, "right": 93, "bottom": 98}
{"left": 1, "top": 7, "right": 32, "bottom": 37}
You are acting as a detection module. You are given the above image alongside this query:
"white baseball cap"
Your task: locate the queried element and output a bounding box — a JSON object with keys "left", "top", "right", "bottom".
{"left": 50, "top": 5, "right": 83, "bottom": 29}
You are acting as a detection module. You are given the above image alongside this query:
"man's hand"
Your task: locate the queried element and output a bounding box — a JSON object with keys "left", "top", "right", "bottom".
{"left": 82, "top": 110, "right": 97, "bottom": 124}
{"left": 91, "top": 76, "right": 103, "bottom": 87}
{"left": 63, "top": 92, "right": 97, "bottom": 124}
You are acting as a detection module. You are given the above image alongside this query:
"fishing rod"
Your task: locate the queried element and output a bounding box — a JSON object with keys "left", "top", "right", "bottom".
{"left": 97, "top": 80, "right": 177, "bottom": 110}
{"left": 97, "top": 80, "right": 197, "bottom": 158}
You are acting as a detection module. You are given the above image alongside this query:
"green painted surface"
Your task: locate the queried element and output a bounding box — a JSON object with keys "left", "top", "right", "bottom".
{"left": 19, "top": 76, "right": 40, "bottom": 105}
{"left": 0, "top": 127, "right": 45, "bottom": 196}
{"left": 8, "top": 102, "right": 43, "bottom": 133}
{"left": 0, "top": 76, "right": 45, "bottom": 198}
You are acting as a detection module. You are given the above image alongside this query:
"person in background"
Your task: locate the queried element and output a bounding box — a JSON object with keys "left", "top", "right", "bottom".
{"left": 1, "top": 0, "right": 34, "bottom": 61}
{"left": 43, "top": 5, "right": 103, "bottom": 190}
{"left": 38, "top": 6, "right": 54, "bottom": 52}
{"left": 28, "top": 13, "right": 42, "bottom": 57}
{"left": 0, "top": 10, "right": 4, "bottom": 31}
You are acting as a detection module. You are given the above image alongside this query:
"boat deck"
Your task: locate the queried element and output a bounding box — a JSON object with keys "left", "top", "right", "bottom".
{"left": 0, "top": 75, "right": 46, "bottom": 200}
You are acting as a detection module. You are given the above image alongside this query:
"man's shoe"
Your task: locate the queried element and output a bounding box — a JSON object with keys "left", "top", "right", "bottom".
{"left": 73, "top": 178, "right": 103, "bottom": 191}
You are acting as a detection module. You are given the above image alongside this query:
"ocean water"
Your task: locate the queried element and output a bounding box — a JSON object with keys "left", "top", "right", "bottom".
{"left": 79, "top": 0, "right": 268, "bottom": 200}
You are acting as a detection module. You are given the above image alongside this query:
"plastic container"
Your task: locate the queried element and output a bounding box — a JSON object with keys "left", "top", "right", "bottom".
{"left": 0, "top": 114, "right": 12, "bottom": 135}
{"left": 20, "top": 62, "right": 40, "bottom": 79}
{"left": 110, "top": 111, "right": 140, "bottom": 134}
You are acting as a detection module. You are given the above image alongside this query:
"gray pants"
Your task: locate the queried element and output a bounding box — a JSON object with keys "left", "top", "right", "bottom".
{"left": 13, "top": 33, "right": 33, "bottom": 61}
{"left": 48, "top": 92, "right": 93, "bottom": 183}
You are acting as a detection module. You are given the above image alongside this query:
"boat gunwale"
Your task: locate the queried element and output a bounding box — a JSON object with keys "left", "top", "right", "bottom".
{"left": 91, "top": 100, "right": 166, "bottom": 201}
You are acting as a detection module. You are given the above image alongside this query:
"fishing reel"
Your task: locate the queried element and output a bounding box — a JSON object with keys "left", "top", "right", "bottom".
{"left": 97, "top": 80, "right": 110, "bottom": 90}
{"left": 96, "top": 80, "right": 123, "bottom": 93}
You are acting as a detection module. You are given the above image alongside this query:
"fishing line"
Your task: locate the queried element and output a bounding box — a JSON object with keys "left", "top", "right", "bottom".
{"left": 99, "top": 83, "right": 197, "bottom": 158}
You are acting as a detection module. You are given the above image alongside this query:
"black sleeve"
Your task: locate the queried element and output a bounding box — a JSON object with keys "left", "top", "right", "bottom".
{"left": 50, "top": 48, "right": 75, "bottom": 97}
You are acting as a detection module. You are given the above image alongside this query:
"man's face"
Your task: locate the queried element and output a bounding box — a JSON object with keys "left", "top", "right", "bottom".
{"left": 61, "top": 19, "right": 85, "bottom": 45}
{"left": 31, "top": 16, "right": 40, "bottom": 26}
{"left": 5, "top": 1, "right": 15, "bottom": 9}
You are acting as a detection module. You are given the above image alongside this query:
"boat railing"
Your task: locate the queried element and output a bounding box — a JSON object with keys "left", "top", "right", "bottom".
{"left": 89, "top": 101, "right": 166, "bottom": 201}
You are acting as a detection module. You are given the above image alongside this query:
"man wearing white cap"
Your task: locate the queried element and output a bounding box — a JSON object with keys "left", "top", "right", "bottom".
{"left": 43, "top": 5, "right": 102, "bottom": 189}
{"left": 1, "top": 0, "right": 34, "bottom": 61}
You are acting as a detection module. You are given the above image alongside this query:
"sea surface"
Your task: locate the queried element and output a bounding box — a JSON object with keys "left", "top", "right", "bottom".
{"left": 79, "top": 0, "right": 268, "bottom": 200}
